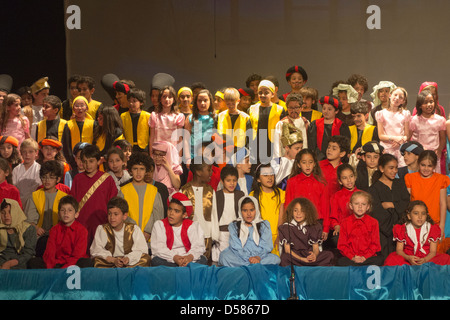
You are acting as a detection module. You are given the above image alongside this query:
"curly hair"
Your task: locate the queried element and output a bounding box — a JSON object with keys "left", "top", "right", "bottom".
{"left": 285, "top": 197, "right": 318, "bottom": 225}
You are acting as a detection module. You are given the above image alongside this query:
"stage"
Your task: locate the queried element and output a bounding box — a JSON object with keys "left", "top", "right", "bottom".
{"left": 1, "top": 263, "right": 449, "bottom": 300}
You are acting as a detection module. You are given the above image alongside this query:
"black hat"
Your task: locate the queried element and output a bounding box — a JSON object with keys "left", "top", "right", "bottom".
{"left": 0, "top": 74, "right": 13, "bottom": 94}
{"left": 285, "top": 65, "right": 308, "bottom": 82}
{"left": 400, "top": 141, "right": 424, "bottom": 156}
{"left": 361, "top": 141, "right": 384, "bottom": 154}
{"left": 151, "top": 73, "right": 175, "bottom": 90}
{"left": 319, "top": 95, "right": 341, "bottom": 110}
{"left": 101, "top": 73, "right": 120, "bottom": 101}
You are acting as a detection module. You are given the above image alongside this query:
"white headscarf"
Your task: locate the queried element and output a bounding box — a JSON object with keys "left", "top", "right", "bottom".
{"left": 370, "top": 81, "right": 397, "bottom": 107}
{"left": 236, "top": 196, "right": 263, "bottom": 247}
{"left": 406, "top": 222, "right": 430, "bottom": 255}
{"left": 332, "top": 84, "right": 359, "bottom": 104}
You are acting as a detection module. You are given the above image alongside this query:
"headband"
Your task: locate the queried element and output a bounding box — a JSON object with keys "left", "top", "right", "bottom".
{"left": 177, "top": 87, "right": 193, "bottom": 97}
{"left": 258, "top": 80, "right": 275, "bottom": 93}
{"left": 0, "top": 135, "right": 19, "bottom": 147}
{"left": 215, "top": 91, "right": 224, "bottom": 100}
{"left": 260, "top": 167, "right": 275, "bottom": 176}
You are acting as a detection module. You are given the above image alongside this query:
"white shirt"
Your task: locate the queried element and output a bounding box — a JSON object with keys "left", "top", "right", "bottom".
{"left": 12, "top": 162, "right": 41, "bottom": 206}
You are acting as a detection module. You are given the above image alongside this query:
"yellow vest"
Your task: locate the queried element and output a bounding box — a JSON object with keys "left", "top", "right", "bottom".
{"left": 32, "top": 189, "right": 67, "bottom": 228}
{"left": 217, "top": 110, "right": 250, "bottom": 147}
{"left": 249, "top": 103, "right": 284, "bottom": 141}
{"left": 67, "top": 118, "right": 95, "bottom": 149}
{"left": 300, "top": 109, "right": 323, "bottom": 122}
{"left": 120, "top": 182, "right": 157, "bottom": 236}
{"left": 87, "top": 100, "right": 102, "bottom": 119}
{"left": 121, "top": 111, "right": 151, "bottom": 150}
{"left": 37, "top": 119, "right": 67, "bottom": 142}
{"left": 349, "top": 124, "right": 376, "bottom": 151}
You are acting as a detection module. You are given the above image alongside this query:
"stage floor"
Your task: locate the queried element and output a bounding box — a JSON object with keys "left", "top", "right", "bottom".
{"left": 1, "top": 263, "right": 449, "bottom": 300}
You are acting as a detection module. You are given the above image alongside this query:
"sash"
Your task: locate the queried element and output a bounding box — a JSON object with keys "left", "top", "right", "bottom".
{"left": 78, "top": 172, "right": 110, "bottom": 212}
{"left": 316, "top": 117, "right": 342, "bottom": 150}
{"left": 162, "top": 217, "right": 193, "bottom": 252}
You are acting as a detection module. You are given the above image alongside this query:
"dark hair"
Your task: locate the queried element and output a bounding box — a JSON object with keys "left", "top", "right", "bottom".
{"left": 328, "top": 135, "right": 350, "bottom": 155}
{"left": 418, "top": 150, "right": 438, "bottom": 168}
{"left": 285, "top": 92, "right": 303, "bottom": 106}
{"left": 58, "top": 195, "right": 79, "bottom": 212}
{"left": 240, "top": 197, "right": 255, "bottom": 210}
{"left": 0, "top": 157, "right": 10, "bottom": 174}
{"left": 372, "top": 153, "right": 398, "bottom": 183}
{"left": 191, "top": 89, "right": 215, "bottom": 120}
{"left": 93, "top": 106, "right": 123, "bottom": 144}
{"left": 40, "top": 159, "right": 64, "bottom": 180}
{"left": 43, "top": 95, "right": 62, "bottom": 112}
{"left": 350, "top": 100, "right": 369, "bottom": 115}
{"left": 347, "top": 74, "right": 369, "bottom": 93}
{"left": 399, "top": 200, "right": 434, "bottom": 225}
{"left": 127, "top": 151, "right": 152, "bottom": 172}
{"left": 190, "top": 82, "right": 207, "bottom": 92}
{"left": 169, "top": 198, "right": 187, "bottom": 214}
{"left": 290, "top": 149, "right": 325, "bottom": 184}
{"left": 251, "top": 163, "right": 281, "bottom": 211}
{"left": 80, "top": 144, "right": 101, "bottom": 160}
{"left": 107, "top": 196, "right": 129, "bottom": 214}
{"left": 37, "top": 136, "right": 67, "bottom": 165}
{"left": 112, "top": 139, "right": 132, "bottom": 151}
{"left": 127, "top": 88, "right": 146, "bottom": 105}
{"left": 264, "top": 75, "right": 279, "bottom": 88}
{"left": 285, "top": 197, "right": 318, "bottom": 225}
{"left": 156, "top": 86, "right": 178, "bottom": 113}
{"left": 337, "top": 163, "right": 356, "bottom": 180}
{"left": 77, "top": 75, "right": 96, "bottom": 90}
{"left": 67, "top": 75, "right": 82, "bottom": 87}
{"left": 415, "top": 89, "right": 435, "bottom": 116}
{"left": 190, "top": 156, "right": 211, "bottom": 176}
{"left": 220, "top": 165, "right": 238, "bottom": 181}
{"left": 245, "top": 73, "right": 262, "bottom": 88}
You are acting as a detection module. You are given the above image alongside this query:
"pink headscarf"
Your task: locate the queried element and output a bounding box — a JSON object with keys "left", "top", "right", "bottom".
{"left": 152, "top": 141, "right": 182, "bottom": 193}
{"left": 413, "top": 81, "right": 445, "bottom": 117}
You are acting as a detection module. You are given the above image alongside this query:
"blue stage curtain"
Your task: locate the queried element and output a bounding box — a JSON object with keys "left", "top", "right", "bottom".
{"left": 1, "top": 263, "right": 450, "bottom": 300}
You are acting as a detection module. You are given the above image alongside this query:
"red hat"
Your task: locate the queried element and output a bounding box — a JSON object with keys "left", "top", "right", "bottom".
{"left": 0, "top": 135, "right": 19, "bottom": 148}
{"left": 168, "top": 192, "right": 193, "bottom": 217}
{"left": 113, "top": 81, "right": 130, "bottom": 94}
{"left": 319, "top": 95, "right": 341, "bottom": 110}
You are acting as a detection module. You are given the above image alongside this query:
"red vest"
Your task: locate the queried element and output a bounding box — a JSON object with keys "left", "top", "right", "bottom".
{"left": 315, "top": 117, "right": 342, "bottom": 150}
{"left": 162, "top": 218, "right": 193, "bottom": 252}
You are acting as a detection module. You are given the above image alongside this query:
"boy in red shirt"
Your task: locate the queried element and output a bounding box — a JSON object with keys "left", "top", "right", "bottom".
{"left": 0, "top": 157, "right": 22, "bottom": 208}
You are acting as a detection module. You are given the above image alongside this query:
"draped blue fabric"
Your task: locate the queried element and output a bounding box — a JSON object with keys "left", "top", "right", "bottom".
{"left": 1, "top": 263, "right": 450, "bottom": 300}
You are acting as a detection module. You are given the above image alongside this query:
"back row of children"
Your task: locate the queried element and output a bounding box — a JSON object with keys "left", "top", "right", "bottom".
{"left": 1, "top": 67, "right": 450, "bottom": 269}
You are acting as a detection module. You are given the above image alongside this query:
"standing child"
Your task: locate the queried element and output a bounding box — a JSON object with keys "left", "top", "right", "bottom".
{"left": 384, "top": 200, "right": 450, "bottom": 266}
{"left": 285, "top": 149, "right": 330, "bottom": 240}
{"left": 177, "top": 86, "right": 193, "bottom": 117}
{"left": 0, "top": 158, "right": 22, "bottom": 208}
{"left": 299, "top": 86, "right": 322, "bottom": 123}
{"left": 0, "top": 93, "right": 30, "bottom": 147}
{"left": 409, "top": 89, "right": 446, "bottom": 173}
{"left": 76, "top": 75, "right": 103, "bottom": 120}
{"left": 12, "top": 139, "right": 41, "bottom": 206}
{"left": 29, "top": 77, "right": 50, "bottom": 141}
{"left": 93, "top": 106, "right": 124, "bottom": 166}
{"left": 329, "top": 164, "right": 359, "bottom": 247}
{"left": 397, "top": 141, "right": 424, "bottom": 181}
{"left": 368, "top": 81, "right": 396, "bottom": 126}
{"left": 332, "top": 83, "right": 359, "bottom": 127}
{"left": 60, "top": 75, "right": 81, "bottom": 121}
{"left": 218, "top": 196, "right": 281, "bottom": 267}
{"left": 0, "top": 135, "right": 22, "bottom": 175}
{"left": 90, "top": 197, "right": 151, "bottom": 268}
{"left": 355, "top": 141, "right": 384, "bottom": 191}
{"left": 36, "top": 95, "right": 69, "bottom": 143}
{"left": 337, "top": 191, "right": 383, "bottom": 266}
{"left": 375, "top": 87, "right": 410, "bottom": 167}
{"left": 0, "top": 198, "right": 36, "bottom": 269}
{"left": 106, "top": 147, "right": 131, "bottom": 192}
{"left": 278, "top": 197, "right": 334, "bottom": 266}
{"left": 368, "top": 154, "right": 410, "bottom": 260}
{"left": 25, "top": 160, "right": 68, "bottom": 257}
{"left": 250, "top": 164, "right": 285, "bottom": 256}
{"left": 150, "top": 192, "right": 207, "bottom": 267}
{"left": 349, "top": 101, "right": 378, "bottom": 155}
{"left": 283, "top": 65, "right": 308, "bottom": 101}
{"left": 405, "top": 150, "right": 450, "bottom": 252}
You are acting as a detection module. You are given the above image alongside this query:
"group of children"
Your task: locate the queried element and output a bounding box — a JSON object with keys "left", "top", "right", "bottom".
{"left": 1, "top": 68, "right": 450, "bottom": 271}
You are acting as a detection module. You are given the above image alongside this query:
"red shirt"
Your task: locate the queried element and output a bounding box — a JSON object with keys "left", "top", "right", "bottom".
{"left": 0, "top": 180, "right": 22, "bottom": 209}
{"left": 285, "top": 172, "right": 330, "bottom": 232}
{"left": 338, "top": 214, "right": 381, "bottom": 259}
{"left": 393, "top": 223, "right": 441, "bottom": 258}
{"left": 319, "top": 159, "right": 341, "bottom": 198}
{"left": 329, "top": 187, "right": 359, "bottom": 230}
{"left": 43, "top": 220, "right": 89, "bottom": 268}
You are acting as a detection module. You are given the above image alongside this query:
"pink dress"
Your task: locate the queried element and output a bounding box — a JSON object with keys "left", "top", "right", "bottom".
{"left": 1, "top": 117, "right": 30, "bottom": 147}
{"left": 149, "top": 112, "right": 185, "bottom": 147}
{"left": 410, "top": 114, "right": 446, "bottom": 173}
{"left": 375, "top": 108, "right": 411, "bottom": 167}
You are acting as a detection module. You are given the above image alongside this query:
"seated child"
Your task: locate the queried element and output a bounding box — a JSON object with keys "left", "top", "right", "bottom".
{"left": 218, "top": 196, "right": 281, "bottom": 267}
{"left": 397, "top": 141, "right": 423, "bottom": 181}
{"left": 119, "top": 152, "right": 164, "bottom": 243}
{"left": 0, "top": 157, "right": 22, "bottom": 208}
{"left": 12, "top": 138, "right": 41, "bottom": 206}
{"left": 150, "top": 192, "right": 207, "bottom": 267}
{"left": 152, "top": 141, "right": 182, "bottom": 194}
{"left": 384, "top": 200, "right": 450, "bottom": 266}
{"left": 355, "top": 141, "right": 384, "bottom": 191}
{"left": 337, "top": 191, "right": 383, "bottom": 266}
{"left": 211, "top": 166, "right": 245, "bottom": 263}
{"left": 0, "top": 198, "right": 36, "bottom": 269}
{"left": 25, "top": 160, "right": 68, "bottom": 257}
{"left": 90, "top": 196, "right": 151, "bottom": 268}
{"left": 278, "top": 197, "right": 334, "bottom": 266}
{"left": 27, "top": 195, "right": 91, "bottom": 269}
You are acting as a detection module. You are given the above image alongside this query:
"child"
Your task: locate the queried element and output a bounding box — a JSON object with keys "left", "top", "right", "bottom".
{"left": 150, "top": 192, "right": 207, "bottom": 267}
{"left": 308, "top": 95, "right": 350, "bottom": 161}
{"left": 355, "top": 141, "right": 384, "bottom": 191}
{"left": 0, "top": 157, "right": 22, "bottom": 208}
{"left": 36, "top": 95, "right": 69, "bottom": 143}
{"left": 0, "top": 198, "right": 36, "bottom": 269}
{"left": 93, "top": 106, "right": 124, "bottom": 163}
{"left": 12, "top": 139, "right": 41, "bottom": 206}
{"left": 112, "top": 79, "right": 135, "bottom": 115}
{"left": 332, "top": 83, "right": 359, "bottom": 127}
{"left": 405, "top": 150, "right": 450, "bottom": 251}
{"left": 106, "top": 147, "right": 131, "bottom": 192}
{"left": 409, "top": 89, "right": 446, "bottom": 173}
{"left": 320, "top": 135, "right": 350, "bottom": 198}
{"left": 70, "top": 144, "right": 118, "bottom": 249}
{"left": 119, "top": 152, "right": 164, "bottom": 243}
{"left": 61, "top": 95, "right": 97, "bottom": 169}
{"left": 64, "top": 142, "right": 90, "bottom": 189}
{"left": 211, "top": 166, "right": 245, "bottom": 263}
{"left": 112, "top": 139, "right": 132, "bottom": 164}
{"left": 245, "top": 73, "right": 263, "bottom": 103}
{"left": 0, "top": 93, "right": 30, "bottom": 147}
{"left": 278, "top": 197, "right": 334, "bottom": 266}
{"left": 177, "top": 86, "right": 193, "bottom": 117}
{"left": 397, "top": 141, "right": 424, "bottom": 181}
{"left": 413, "top": 82, "right": 446, "bottom": 117}
{"left": 37, "top": 137, "right": 70, "bottom": 181}
{"left": 77, "top": 75, "right": 103, "bottom": 120}
{"left": 27, "top": 195, "right": 90, "bottom": 269}
{"left": 347, "top": 74, "right": 369, "bottom": 102}
{"left": 349, "top": 101, "right": 378, "bottom": 155}
{"left": 299, "top": 86, "right": 322, "bottom": 123}
{"left": 384, "top": 200, "right": 450, "bottom": 266}
{"left": 60, "top": 74, "right": 81, "bottom": 120}
{"left": 336, "top": 191, "right": 383, "bottom": 266}
{"left": 285, "top": 149, "right": 329, "bottom": 239}
{"left": 90, "top": 196, "right": 151, "bottom": 268}
{"left": 121, "top": 88, "right": 151, "bottom": 153}
{"left": 375, "top": 87, "right": 410, "bottom": 167}
{"left": 151, "top": 141, "right": 183, "bottom": 194}
{"left": 214, "top": 89, "right": 227, "bottom": 114}
{"left": 272, "top": 122, "right": 303, "bottom": 190}
{"left": 0, "top": 135, "right": 22, "bottom": 173}
{"left": 264, "top": 75, "right": 286, "bottom": 110}
{"left": 283, "top": 65, "right": 308, "bottom": 101}
{"left": 143, "top": 156, "right": 169, "bottom": 217}
{"left": 25, "top": 160, "right": 68, "bottom": 257}
{"left": 368, "top": 154, "right": 410, "bottom": 260}
{"left": 29, "top": 77, "right": 50, "bottom": 141}
{"left": 368, "top": 81, "right": 396, "bottom": 126}
{"left": 237, "top": 88, "right": 254, "bottom": 112}
{"left": 216, "top": 87, "right": 251, "bottom": 149}
{"left": 250, "top": 164, "right": 285, "bottom": 256}
{"left": 229, "top": 147, "right": 253, "bottom": 195}
{"left": 218, "top": 196, "right": 281, "bottom": 267}
{"left": 329, "top": 164, "right": 359, "bottom": 247}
